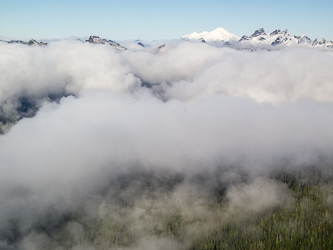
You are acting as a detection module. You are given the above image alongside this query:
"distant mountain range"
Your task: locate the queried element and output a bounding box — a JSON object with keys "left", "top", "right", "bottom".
{"left": 238, "top": 28, "right": 333, "bottom": 49}
{"left": 183, "top": 28, "right": 333, "bottom": 50}
{"left": 1, "top": 39, "right": 47, "bottom": 46}
{"left": 1, "top": 28, "right": 332, "bottom": 51}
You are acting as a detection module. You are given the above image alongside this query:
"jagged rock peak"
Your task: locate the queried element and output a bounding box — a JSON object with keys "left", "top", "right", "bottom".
{"left": 137, "top": 41, "right": 145, "bottom": 47}
{"left": 238, "top": 28, "right": 332, "bottom": 50}
{"left": 270, "top": 30, "right": 280, "bottom": 36}
{"left": 239, "top": 35, "right": 250, "bottom": 42}
{"left": 295, "top": 35, "right": 311, "bottom": 44}
{"left": 86, "top": 36, "right": 127, "bottom": 50}
{"left": 312, "top": 38, "right": 333, "bottom": 48}
{"left": 319, "top": 38, "right": 326, "bottom": 45}
{"left": 152, "top": 44, "right": 167, "bottom": 54}
{"left": 270, "top": 29, "right": 289, "bottom": 36}
{"left": 86, "top": 36, "right": 108, "bottom": 44}
{"left": 239, "top": 28, "right": 267, "bottom": 42}
{"left": 199, "top": 38, "right": 207, "bottom": 43}
{"left": 86, "top": 36, "right": 98, "bottom": 42}
{"left": 28, "top": 39, "right": 47, "bottom": 46}
{"left": 251, "top": 28, "right": 266, "bottom": 37}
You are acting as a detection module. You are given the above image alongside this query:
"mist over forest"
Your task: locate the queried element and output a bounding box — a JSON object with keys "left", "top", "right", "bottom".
{"left": 1, "top": 40, "right": 333, "bottom": 249}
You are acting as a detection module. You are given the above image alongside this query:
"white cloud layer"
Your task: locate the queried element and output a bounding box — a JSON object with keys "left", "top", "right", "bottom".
{"left": 0, "top": 40, "right": 333, "bottom": 248}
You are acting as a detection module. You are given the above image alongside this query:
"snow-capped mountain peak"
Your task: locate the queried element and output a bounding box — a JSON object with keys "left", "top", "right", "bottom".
{"left": 240, "top": 28, "right": 301, "bottom": 46}
{"left": 251, "top": 28, "right": 267, "bottom": 37}
{"left": 182, "top": 28, "right": 240, "bottom": 42}
{"left": 237, "top": 28, "right": 333, "bottom": 49}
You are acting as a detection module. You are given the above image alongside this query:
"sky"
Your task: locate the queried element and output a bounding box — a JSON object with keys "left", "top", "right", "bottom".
{"left": 0, "top": 0, "right": 332, "bottom": 41}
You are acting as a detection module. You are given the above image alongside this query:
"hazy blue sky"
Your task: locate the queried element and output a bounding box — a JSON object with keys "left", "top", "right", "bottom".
{"left": 1, "top": 0, "right": 332, "bottom": 41}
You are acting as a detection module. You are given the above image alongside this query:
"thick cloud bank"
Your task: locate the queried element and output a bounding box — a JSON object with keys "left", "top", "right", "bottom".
{"left": 0, "top": 40, "right": 333, "bottom": 249}
{"left": 0, "top": 41, "right": 139, "bottom": 132}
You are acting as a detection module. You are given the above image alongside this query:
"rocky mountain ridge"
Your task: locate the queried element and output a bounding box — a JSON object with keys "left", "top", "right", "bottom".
{"left": 85, "top": 36, "right": 127, "bottom": 50}
{"left": 0, "top": 39, "right": 47, "bottom": 46}
{"left": 239, "top": 28, "right": 333, "bottom": 49}
{"left": 182, "top": 27, "right": 333, "bottom": 50}
{"left": 1, "top": 29, "right": 332, "bottom": 51}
